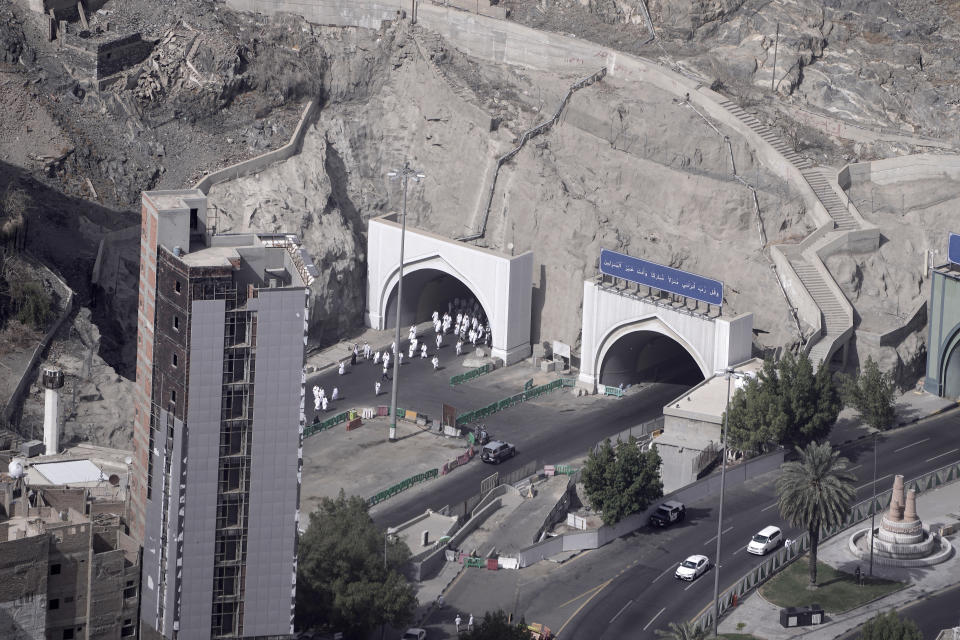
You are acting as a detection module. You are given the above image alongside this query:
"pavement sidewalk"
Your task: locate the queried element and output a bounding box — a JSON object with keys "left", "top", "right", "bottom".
{"left": 718, "top": 480, "right": 960, "bottom": 640}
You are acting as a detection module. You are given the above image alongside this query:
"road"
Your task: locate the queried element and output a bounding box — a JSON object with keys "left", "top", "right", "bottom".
{"left": 304, "top": 332, "right": 696, "bottom": 527}
{"left": 899, "top": 583, "right": 960, "bottom": 640}
{"left": 559, "top": 409, "right": 960, "bottom": 638}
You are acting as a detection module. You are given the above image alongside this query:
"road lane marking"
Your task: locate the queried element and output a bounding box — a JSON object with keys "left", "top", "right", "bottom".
{"left": 704, "top": 526, "right": 734, "bottom": 546}
{"left": 609, "top": 599, "right": 633, "bottom": 623}
{"left": 761, "top": 502, "right": 778, "bottom": 512}
{"left": 684, "top": 580, "right": 701, "bottom": 591}
{"left": 555, "top": 578, "right": 613, "bottom": 637}
{"left": 556, "top": 580, "right": 609, "bottom": 609}
{"left": 926, "top": 448, "right": 959, "bottom": 462}
{"left": 733, "top": 546, "right": 744, "bottom": 555}
{"left": 848, "top": 464, "right": 862, "bottom": 472}
{"left": 642, "top": 607, "right": 666, "bottom": 631}
{"left": 652, "top": 564, "right": 677, "bottom": 583}
{"left": 894, "top": 438, "right": 930, "bottom": 453}
{"left": 857, "top": 474, "right": 892, "bottom": 492}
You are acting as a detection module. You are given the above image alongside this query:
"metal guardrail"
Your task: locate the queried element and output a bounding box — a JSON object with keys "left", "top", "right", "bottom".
{"left": 455, "top": 378, "right": 567, "bottom": 426}
{"left": 450, "top": 363, "right": 493, "bottom": 387}
{"left": 693, "top": 458, "right": 960, "bottom": 633}
{"left": 303, "top": 410, "right": 352, "bottom": 437}
{"left": 367, "top": 468, "right": 440, "bottom": 507}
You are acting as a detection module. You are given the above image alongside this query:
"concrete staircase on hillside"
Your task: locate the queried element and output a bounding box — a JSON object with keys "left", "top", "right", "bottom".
{"left": 801, "top": 167, "right": 859, "bottom": 231}
{"left": 716, "top": 98, "right": 857, "bottom": 367}
{"left": 411, "top": 27, "right": 479, "bottom": 107}
{"left": 788, "top": 256, "right": 850, "bottom": 364}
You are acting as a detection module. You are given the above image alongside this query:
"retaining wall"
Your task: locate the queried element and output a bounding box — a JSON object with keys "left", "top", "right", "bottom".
{"left": 839, "top": 153, "right": 960, "bottom": 189}
{"left": 193, "top": 99, "right": 319, "bottom": 195}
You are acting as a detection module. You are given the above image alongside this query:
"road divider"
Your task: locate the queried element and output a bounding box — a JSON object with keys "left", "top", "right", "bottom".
{"left": 450, "top": 363, "right": 495, "bottom": 387}
{"left": 455, "top": 377, "right": 577, "bottom": 427}
{"left": 367, "top": 468, "right": 440, "bottom": 507}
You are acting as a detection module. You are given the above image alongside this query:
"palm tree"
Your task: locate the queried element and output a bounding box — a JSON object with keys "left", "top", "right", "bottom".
{"left": 776, "top": 440, "right": 857, "bottom": 586}
{"left": 654, "top": 621, "right": 706, "bottom": 640}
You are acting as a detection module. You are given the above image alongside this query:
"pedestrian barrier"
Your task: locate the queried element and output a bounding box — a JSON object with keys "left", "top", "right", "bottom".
{"left": 602, "top": 385, "right": 624, "bottom": 398}
{"left": 449, "top": 363, "right": 494, "bottom": 387}
{"left": 456, "top": 378, "right": 566, "bottom": 426}
{"left": 554, "top": 464, "right": 578, "bottom": 475}
{"left": 303, "top": 410, "right": 351, "bottom": 437}
{"left": 692, "top": 458, "right": 960, "bottom": 633}
{"left": 366, "top": 468, "right": 440, "bottom": 507}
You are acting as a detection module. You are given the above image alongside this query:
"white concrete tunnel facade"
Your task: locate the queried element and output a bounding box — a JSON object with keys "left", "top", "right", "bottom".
{"left": 366, "top": 215, "right": 533, "bottom": 365}
{"left": 578, "top": 280, "right": 754, "bottom": 390}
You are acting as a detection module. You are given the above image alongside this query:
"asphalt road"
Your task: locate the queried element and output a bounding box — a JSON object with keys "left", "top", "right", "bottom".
{"left": 899, "top": 583, "right": 960, "bottom": 640}
{"left": 304, "top": 331, "right": 697, "bottom": 528}
{"left": 562, "top": 409, "right": 960, "bottom": 638}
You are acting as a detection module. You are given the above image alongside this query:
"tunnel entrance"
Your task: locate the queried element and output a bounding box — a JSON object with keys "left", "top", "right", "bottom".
{"left": 599, "top": 330, "right": 705, "bottom": 388}
{"left": 943, "top": 340, "right": 960, "bottom": 400}
{"left": 384, "top": 268, "right": 487, "bottom": 330}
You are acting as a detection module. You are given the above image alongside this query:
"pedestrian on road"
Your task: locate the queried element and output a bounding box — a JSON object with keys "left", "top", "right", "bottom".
{"left": 314, "top": 395, "right": 321, "bottom": 412}
{"left": 398, "top": 352, "right": 404, "bottom": 366}
{"left": 331, "top": 387, "right": 339, "bottom": 401}
{"left": 411, "top": 336, "right": 418, "bottom": 351}
{"left": 421, "top": 344, "right": 428, "bottom": 359}
{"left": 456, "top": 340, "right": 462, "bottom": 356}
{"left": 375, "top": 381, "right": 381, "bottom": 396}
{"left": 382, "top": 364, "right": 390, "bottom": 381}
{"left": 436, "top": 333, "right": 442, "bottom": 350}
{"left": 321, "top": 396, "right": 328, "bottom": 412}
{"left": 408, "top": 343, "right": 416, "bottom": 359}
{"left": 468, "top": 614, "right": 474, "bottom": 631}
{"left": 373, "top": 351, "right": 380, "bottom": 365}
{"left": 455, "top": 614, "right": 461, "bottom": 633}
{"left": 350, "top": 351, "right": 357, "bottom": 366}
{"left": 432, "top": 356, "right": 439, "bottom": 371}
{"left": 338, "top": 361, "right": 345, "bottom": 375}
{"left": 391, "top": 341, "right": 396, "bottom": 354}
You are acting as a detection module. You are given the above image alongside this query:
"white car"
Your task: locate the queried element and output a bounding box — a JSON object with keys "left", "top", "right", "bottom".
{"left": 401, "top": 630, "right": 426, "bottom": 640}
{"left": 747, "top": 526, "right": 783, "bottom": 555}
{"left": 675, "top": 554, "right": 709, "bottom": 581}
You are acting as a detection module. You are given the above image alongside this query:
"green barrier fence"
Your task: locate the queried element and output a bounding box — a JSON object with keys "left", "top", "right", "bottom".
{"left": 367, "top": 468, "right": 440, "bottom": 507}
{"left": 450, "top": 363, "right": 494, "bottom": 387}
{"left": 692, "top": 458, "right": 960, "bottom": 633}
{"left": 303, "top": 410, "right": 352, "bottom": 438}
{"left": 456, "top": 378, "right": 566, "bottom": 427}
{"left": 604, "top": 386, "right": 624, "bottom": 397}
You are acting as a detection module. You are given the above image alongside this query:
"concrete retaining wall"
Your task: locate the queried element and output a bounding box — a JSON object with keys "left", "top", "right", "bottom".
{"left": 839, "top": 154, "right": 960, "bottom": 189}
{"left": 225, "top": 0, "right": 407, "bottom": 29}
{"left": 193, "top": 99, "right": 319, "bottom": 196}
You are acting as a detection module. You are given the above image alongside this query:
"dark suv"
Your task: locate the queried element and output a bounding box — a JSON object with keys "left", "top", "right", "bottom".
{"left": 481, "top": 440, "right": 516, "bottom": 464}
{"left": 649, "top": 501, "right": 686, "bottom": 527}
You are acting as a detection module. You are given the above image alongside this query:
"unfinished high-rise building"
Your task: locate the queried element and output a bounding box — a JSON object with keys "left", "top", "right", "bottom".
{"left": 132, "top": 190, "right": 315, "bottom": 640}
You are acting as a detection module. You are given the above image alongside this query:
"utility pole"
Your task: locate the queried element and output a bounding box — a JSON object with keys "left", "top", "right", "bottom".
{"left": 386, "top": 163, "right": 425, "bottom": 442}
{"left": 869, "top": 433, "right": 878, "bottom": 576}
{"left": 712, "top": 368, "right": 734, "bottom": 637}
{"left": 771, "top": 22, "right": 780, "bottom": 93}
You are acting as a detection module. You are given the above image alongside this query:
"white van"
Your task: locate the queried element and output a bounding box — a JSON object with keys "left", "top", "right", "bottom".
{"left": 747, "top": 525, "right": 782, "bottom": 555}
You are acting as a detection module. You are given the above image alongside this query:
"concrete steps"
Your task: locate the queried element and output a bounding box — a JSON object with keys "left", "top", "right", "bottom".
{"left": 788, "top": 256, "right": 849, "bottom": 365}
{"left": 413, "top": 27, "right": 479, "bottom": 107}
{"left": 801, "top": 168, "right": 859, "bottom": 231}
{"left": 718, "top": 100, "right": 813, "bottom": 170}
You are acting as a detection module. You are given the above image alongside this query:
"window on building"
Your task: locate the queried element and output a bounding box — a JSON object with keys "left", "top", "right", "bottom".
{"left": 172, "top": 353, "right": 178, "bottom": 368}
{"left": 189, "top": 208, "right": 198, "bottom": 230}
{"left": 49, "top": 563, "right": 61, "bottom": 575}
{"left": 123, "top": 585, "right": 136, "bottom": 599}
{"left": 121, "top": 624, "right": 135, "bottom": 638}
{"left": 49, "top": 598, "right": 59, "bottom": 610}
{"left": 173, "top": 315, "right": 180, "bottom": 331}
{"left": 170, "top": 390, "right": 177, "bottom": 406}
{"left": 62, "top": 630, "right": 74, "bottom": 640}
{"left": 175, "top": 280, "right": 181, "bottom": 294}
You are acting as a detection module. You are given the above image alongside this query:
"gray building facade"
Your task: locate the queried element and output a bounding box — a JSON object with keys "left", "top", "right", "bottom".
{"left": 924, "top": 263, "right": 960, "bottom": 398}
{"left": 136, "top": 190, "right": 314, "bottom": 640}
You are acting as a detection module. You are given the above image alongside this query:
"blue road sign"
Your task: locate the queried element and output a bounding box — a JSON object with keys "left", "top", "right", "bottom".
{"left": 950, "top": 233, "right": 960, "bottom": 265}
{"left": 600, "top": 248, "right": 724, "bottom": 306}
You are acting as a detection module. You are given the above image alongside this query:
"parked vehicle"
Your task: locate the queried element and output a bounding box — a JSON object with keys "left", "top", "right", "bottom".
{"left": 481, "top": 440, "right": 516, "bottom": 464}
{"left": 649, "top": 500, "right": 686, "bottom": 527}
{"left": 675, "top": 554, "right": 709, "bottom": 581}
{"left": 747, "top": 525, "right": 783, "bottom": 555}
{"left": 401, "top": 629, "right": 426, "bottom": 640}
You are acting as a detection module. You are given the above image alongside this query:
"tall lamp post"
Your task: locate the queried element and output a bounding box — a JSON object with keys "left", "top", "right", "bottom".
{"left": 869, "top": 433, "right": 878, "bottom": 576}
{"left": 711, "top": 367, "right": 748, "bottom": 637}
{"left": 386, "top": 162, "right": 425, "bottom": 442}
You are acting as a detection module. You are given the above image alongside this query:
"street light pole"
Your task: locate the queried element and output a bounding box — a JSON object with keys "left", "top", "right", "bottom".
{"left": 869, "top": 433, "right": 878, "bottom": 576}
{"left": 386, "top": 162, "right": 424, "bottom": 442}
{"left": 712, "top": 369, "right": 733, "bottom": 637}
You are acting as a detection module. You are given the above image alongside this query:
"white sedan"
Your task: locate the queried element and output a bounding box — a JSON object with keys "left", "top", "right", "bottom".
{"left": 675, "top": 555, "right": 710, "bottom": 581}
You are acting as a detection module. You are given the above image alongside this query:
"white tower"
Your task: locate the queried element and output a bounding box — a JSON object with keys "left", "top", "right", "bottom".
{"left": 42, "top": 367, "right": 64, "bottom": 456}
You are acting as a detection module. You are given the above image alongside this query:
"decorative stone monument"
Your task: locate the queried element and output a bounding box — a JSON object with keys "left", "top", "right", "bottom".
{"left": 848, "top": 474, "right": 953, "bottom": 567}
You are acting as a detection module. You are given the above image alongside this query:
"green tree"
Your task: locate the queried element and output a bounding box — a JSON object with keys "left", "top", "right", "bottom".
{"left": 583, "top": 436, "right": 663, "bottom": 525}
{"left": 776, "top": 441, "right": 856, "bottom": 586}
{"left": 654, "top": 620, "right": 706, "bottom": 640}
{"left": 858, "top": 610, "right": 922, "bottom": 640}
{"left": 460, "top": 610, "right": 534, "bottom": 640}
{"left": 725, "top": 352, "right": 842, "bottom": 453}
{"left": 842, "top": 357, "right": 897, "bottom": 430}
{"left": 296, "top": 491, "right": 417, "bottom": 638}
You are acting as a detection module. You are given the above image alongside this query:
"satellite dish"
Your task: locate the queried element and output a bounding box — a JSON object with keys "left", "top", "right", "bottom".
{"left": 108, "top": 474, "right": 120, "bottom": 487}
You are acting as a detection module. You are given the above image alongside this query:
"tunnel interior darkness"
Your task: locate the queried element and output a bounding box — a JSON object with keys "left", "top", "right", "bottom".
{"left": 943, "top": 340, "right": 960, "bottom": 400}
{"left": 384, "top": 268, "right": 487, "bottom": 329}
{"left": 599, "top": 330, "right": 705, "bottom": 388}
